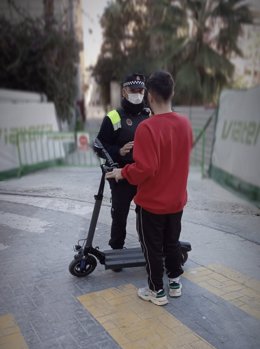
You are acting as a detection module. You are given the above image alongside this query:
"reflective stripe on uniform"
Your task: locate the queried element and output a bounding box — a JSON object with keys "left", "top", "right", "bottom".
{"left": 107, "top": 110, "right": 121, "bottom": 130}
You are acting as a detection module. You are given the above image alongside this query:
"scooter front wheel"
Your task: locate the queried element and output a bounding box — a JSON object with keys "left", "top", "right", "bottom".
{"left": 69, "top": 255, "right": 97, "bottom": 277}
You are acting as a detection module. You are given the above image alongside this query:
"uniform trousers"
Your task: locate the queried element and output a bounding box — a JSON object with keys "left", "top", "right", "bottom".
{"left": 136, "top": 206, "right": 184, "bottom": 291}
{"left": 109, "top": 179, "right": 137, "bottom": 249}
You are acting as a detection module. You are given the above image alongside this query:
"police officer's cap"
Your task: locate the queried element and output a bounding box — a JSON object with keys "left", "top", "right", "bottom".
{"left": 122, "top": 73, "right": 145, "bottom": 89}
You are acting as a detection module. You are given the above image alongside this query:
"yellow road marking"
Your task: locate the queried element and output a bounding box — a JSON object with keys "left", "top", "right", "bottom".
{"left": 184, "top": 264, "right": 260, "bottom": 319}
{"left": 78, "top": 284, "right": 216, "bottom": 349}
{"left": 0, "top": 314, "right": 28, "bottom": 349}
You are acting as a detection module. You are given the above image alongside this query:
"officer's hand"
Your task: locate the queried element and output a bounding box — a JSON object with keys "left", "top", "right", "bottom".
{"left": 119, "top": 141, "right": 134, "bottom": 156}
{"left": 106, "top": 169, "right": 123, "bottom": 182}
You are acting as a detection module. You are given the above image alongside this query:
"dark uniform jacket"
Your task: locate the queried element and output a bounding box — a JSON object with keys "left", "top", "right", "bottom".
{"left": 95, "top": 101, "right": 150, "bottom": 167}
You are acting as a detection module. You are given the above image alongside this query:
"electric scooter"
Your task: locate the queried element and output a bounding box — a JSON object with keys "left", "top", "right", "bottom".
{"left": 69, "top": 139, "right": 192, "bottom": 277}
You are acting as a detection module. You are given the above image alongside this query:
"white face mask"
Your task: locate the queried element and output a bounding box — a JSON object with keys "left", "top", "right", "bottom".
{"left": 127, "top": 93, "right": 144, "bottom": 105}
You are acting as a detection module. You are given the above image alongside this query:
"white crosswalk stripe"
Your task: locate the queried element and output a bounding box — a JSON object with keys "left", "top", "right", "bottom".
{"left": 0, "top": 211, "right": 50, "bottom": 234}
{"left": 0, "top": 194, "right": 93, "bottom": 216}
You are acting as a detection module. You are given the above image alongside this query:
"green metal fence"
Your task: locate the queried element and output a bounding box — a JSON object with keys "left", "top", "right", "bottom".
{"left": 191, "top": 127, "right": 206, "bottom": 174}
{"left": 1, "top": 117, "right": 214, "bottom": 180}
{"left": 14, "top": 130, "right": 99, "bottom": 177}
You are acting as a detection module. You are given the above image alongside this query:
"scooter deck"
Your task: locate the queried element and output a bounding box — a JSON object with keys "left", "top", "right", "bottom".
{"left": 102, "top": 241, "right": 191, "bottom": 270}
{"left": 103, "top": 247, "right": 145, "bottom": 269}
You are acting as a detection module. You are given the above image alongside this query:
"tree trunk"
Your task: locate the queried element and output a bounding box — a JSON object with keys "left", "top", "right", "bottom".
{"left": 43, "top": 0, "right": 54, "bottom": 31}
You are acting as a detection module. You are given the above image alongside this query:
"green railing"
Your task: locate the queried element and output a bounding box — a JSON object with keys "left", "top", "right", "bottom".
{"left": 191, "top": 127, "right": 206, "bottom": 174}
{"left": 0, "top": 116, "right": 215, "bottom": 180}
{"left": 191, "top": 110, "right": 216, "bottom": 176}
{"left": 14, "top": 131, "right": 99, "bottom": 177}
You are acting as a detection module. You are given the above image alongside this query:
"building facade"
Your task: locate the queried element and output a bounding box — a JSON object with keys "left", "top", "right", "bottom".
{"left": 231, "top": 5, "right": 260, "bottom": 88}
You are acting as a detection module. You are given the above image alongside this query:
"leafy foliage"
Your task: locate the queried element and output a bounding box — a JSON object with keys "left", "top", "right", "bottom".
{"left": 0, "top": 13, "right": 80, "bottom": 121}
{"left": 92, "top": 0, "right": 253, "bottom": 105}
{"left": 93, "top": 0, "right": 155, "bottom": 105}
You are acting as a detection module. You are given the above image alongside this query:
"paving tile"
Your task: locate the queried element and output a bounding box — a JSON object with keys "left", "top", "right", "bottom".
{"left": 78, "top": 284, "right": 216, "bottom": 349}
{"left": 0, "top": 314, "right": 28, "bottom": 349}
{"left": 168, "top": 277, "right": 260, "bottom": 349}
{"left": 184, "top": 264, "right": 260, "bottom": 319}
{"left": 1, "top": 179, "right": 260, "bottom": 349}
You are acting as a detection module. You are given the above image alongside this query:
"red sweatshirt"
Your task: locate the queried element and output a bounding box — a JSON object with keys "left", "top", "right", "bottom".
{"left": 121, "top": 112, "right": 193, "bottom": 214}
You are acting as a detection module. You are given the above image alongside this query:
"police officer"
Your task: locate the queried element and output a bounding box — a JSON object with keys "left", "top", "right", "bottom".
{"left": 94, "top": 73, "right": 150, "bottom": 262}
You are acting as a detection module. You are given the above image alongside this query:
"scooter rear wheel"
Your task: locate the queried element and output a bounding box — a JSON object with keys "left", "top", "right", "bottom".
{"left": 69, "top": 255, "right": 97, "bottom": 277}
{"left": 181, "top": 250, "right": 188, "bottom": 265}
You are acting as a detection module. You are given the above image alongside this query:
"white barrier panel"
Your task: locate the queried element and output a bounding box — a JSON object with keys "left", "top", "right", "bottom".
{"left": 0, "top": 102, "right": 63, "bottom": 172}
{"left": 0, "top": 89, "right": 46, "bottom": 102}
{"left": 212, "top": 86, "right": 260, "bottom": 188}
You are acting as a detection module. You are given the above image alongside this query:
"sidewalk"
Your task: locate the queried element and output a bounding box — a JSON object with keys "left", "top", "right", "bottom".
{"left": 0, "top": 166, "right": 259, "bottom": 349}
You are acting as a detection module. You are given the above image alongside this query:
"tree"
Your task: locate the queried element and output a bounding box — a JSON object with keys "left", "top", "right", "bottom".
{"left": 0, "top": 1, "right": 80, "bottom": 121}
{"left": 92, "top": 0, "right": 253, "bottom": 105}
{"left": 92, "top": 0, "right": 155, "bottom": 106}
{"left": 166, "top": 0, "right": 253, "bottom": 104}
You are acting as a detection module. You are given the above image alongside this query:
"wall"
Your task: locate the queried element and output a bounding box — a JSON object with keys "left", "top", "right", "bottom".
{"left": 210, "top": 86, "right": 260, "bottom": 205}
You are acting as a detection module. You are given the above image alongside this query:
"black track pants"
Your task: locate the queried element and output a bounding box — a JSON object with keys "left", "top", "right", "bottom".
{"left": 136, "top": 206, "right": 184, "bottom": 291}
{"left": 109, "top": 180, "right": 137, "bottom": 249}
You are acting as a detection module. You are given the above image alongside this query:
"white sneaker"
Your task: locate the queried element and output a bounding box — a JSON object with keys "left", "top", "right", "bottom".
{"left": 137, "top": 287, "right": 168, "bottom": 306}
{"left": 168, "top": 278, "right": 182, "bottom": 297}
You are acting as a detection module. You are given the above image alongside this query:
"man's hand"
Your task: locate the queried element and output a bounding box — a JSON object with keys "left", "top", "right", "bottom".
{"left": 105, "top": 168, "right": 123, "bottom": 182}
{"left": 119, "top": 141, "right": 134, "bottom": 156}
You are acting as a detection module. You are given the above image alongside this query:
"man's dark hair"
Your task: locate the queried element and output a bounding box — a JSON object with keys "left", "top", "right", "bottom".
{"left": 146, "top": 71, "right": 174, "bottom": 102}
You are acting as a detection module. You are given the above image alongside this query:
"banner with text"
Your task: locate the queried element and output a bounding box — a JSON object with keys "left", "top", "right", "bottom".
{"left": 212, "top": 86, "right": 260, "bottom": 188}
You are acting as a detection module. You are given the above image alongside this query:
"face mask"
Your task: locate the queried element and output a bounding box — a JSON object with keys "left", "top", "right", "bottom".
{"left": 127, "top": 93, "right": 144, "bottom": 105}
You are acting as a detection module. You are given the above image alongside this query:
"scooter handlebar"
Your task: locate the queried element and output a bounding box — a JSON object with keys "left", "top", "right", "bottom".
{"left": 101, "top": 163, "right": 118, "bottom": 174}
{"left": 93, "top": 138, "right": 119, "bottom": 177}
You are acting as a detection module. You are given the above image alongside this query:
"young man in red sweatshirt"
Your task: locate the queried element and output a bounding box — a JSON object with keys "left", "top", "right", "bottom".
{"left": 106, "top": 71, "right": 193, "bottom": 305}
